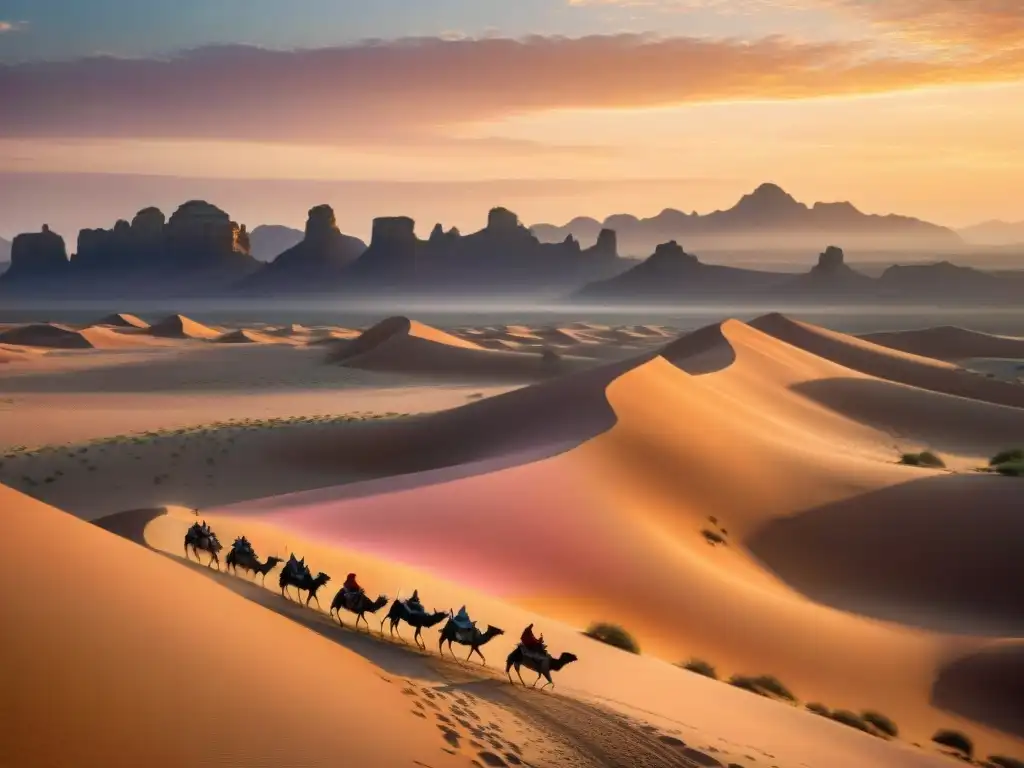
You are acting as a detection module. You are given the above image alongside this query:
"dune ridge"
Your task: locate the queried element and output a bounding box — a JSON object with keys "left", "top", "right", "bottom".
{"left": 0, "top": 485, "right": 472, "bottom": 768}
{"left": 862, "top": 326, "right": 1024, "bottom": 361}
{"left": 750, "top": 313, "right": 1024, "bottom": 410}
{"left": 93, "top": 312, "right": 150, "bottom": 329}
{"left": 328, "top": 315, "right": 593, "bottom": 380}
{"left": 220, "top": 317, "right": 1024, "bottom": 755}
{"left": 147, "top": 313, "right": 221, "bottom": 340}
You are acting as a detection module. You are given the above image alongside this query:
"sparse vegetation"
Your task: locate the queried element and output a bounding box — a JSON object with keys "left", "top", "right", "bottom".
{"left": 861, "top": 711, "right": 898, "bottom": 738}
{"left": 728, "top": 674, "right": 796, "bottom": 703}
{"left": 679, "top": 659, "right": 718, "bottom": 679}
{"left": 583, "top": 622, "right": 640, "bottom": 654}
{"left": 987, "top": 756, "right": 1024, "bottom": 768}
{"left": 994, "top": 461, "right": 1024, "bottom": 477}
{"left": 932, "top": 729, "right": 973, "bottom": 759}
{"left": 989, "top": 449, "right": 1024, "bottom": 466}
{"left": 828, "top": 710, "right": 872, "bottom": 733}
{"left": 701, "top": 529, "right": 727, "bottom": 546}
{"left": 899, "top": 451, "right": 945, "bottom": 468}
{"left": 805, "top": 702, "right": 830, "bottom": 716}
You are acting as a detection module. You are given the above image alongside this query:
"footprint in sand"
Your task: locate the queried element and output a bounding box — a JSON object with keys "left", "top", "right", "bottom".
{"left": 659, "top": 735, "right": 686, "bottom": 747}
{"left": 437, "top": 725, "right": 461, "bottom": 749}
{"left": 411, "top": 709, "right": 426, "bottom": 719}
{"left": 477, "top": 752, "right": 507, "bottom": 767}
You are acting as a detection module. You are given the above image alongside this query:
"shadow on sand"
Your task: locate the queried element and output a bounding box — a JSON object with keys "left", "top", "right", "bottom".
{"left": 746, "top": 472, "right": 1024, "bottom": 636}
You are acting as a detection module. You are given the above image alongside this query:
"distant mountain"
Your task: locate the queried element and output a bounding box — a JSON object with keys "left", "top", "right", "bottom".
{"left": 533, "top": 183, "right": 962, "bottom": 256}
{"left": 248, "top": 224, "right": 306, "bottom": 262}
{"left": 574, "top": 241, "right": 788, "bottom": 302}
{"left": 572, "top": 240, "right": 1021, "bottom": 305}
{"left": 0, "top": 236, "right": 10, "bottom": 262}
{"left": 957, "top": 220, "right": 1024, "bottom": 246}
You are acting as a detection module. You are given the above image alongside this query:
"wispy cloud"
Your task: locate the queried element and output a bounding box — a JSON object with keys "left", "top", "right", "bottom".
{"left": 0, "top": 21, "right": 27, "bottom": 33}
{"left": 0, "top": 34, "right": 1022, "bottom": 146}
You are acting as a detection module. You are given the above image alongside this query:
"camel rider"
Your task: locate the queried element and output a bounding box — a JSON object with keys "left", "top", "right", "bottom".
{"left": 520, "top": 623, "right": 547, "bottom": 660}
{"left": 452, "top": 605, "right": 476, "bottom": 634}
{"left": 406, "top": 590, "right": 426, "bottom": 614}
{"left": 343, "top": 573, "right": 363, "bottom": 608}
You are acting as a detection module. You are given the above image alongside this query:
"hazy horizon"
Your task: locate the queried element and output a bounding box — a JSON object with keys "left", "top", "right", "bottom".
{"left": 1, "top": 1, "right": 1023, "bottom": 247}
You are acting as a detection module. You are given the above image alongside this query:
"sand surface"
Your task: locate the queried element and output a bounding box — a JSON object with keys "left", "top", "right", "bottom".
{"left": 2, "top": 311, "right": 1023, "bottom": 767}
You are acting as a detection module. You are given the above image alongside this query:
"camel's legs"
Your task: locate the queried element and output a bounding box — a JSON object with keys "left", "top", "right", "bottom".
{"left": 532, "top": 672, "right": 544, "bottom": 688}
{"left": 466, "top": 646, "right": 474, "bottom": 661}
{"left": 471, "top": 647, "right": 486, "bottom": 665}
{"left": 515, "top": 665, "right": 527, "bottom": 687}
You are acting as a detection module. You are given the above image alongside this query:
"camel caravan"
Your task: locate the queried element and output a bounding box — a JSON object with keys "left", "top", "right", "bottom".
{"left": 184, "top": 521, "right": 579, "bottom": 688}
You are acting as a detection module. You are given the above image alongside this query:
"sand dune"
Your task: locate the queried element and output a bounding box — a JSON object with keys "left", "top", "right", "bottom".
{"left": 215, "top": 328, "right": 282, "bottom": 344}
{"left": 750, "top": 313, "right": 1024, "bottom": 410}
{"left": 0, "top": 322, "right": 164, "bottom": 350}
{"left": 328, "top": 315, "right": 595, "bottom": 380}
{"left": 221, "top": 318, "right": 1024, "bottom": 756}
{"left": 118, "top": 504, "right": 961, "bottom": 768}
{"left": 0, "top": 322, "right": 96, "bottom": 349}
{"left": 147, "top": 313, "right": 221, "bottom": 340}
{"left": 863, "top": 326, "right": 1024, "bottom": 361}
{"left": 0, "top": 485, "right": 473, "bottom": 768}
{"left": 93, "top": 312, "right": 150, "bottom": 329}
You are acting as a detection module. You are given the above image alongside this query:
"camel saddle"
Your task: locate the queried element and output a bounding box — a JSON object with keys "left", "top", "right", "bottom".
{"left": 520, "top": 642, "right": 549, "bottom": 664}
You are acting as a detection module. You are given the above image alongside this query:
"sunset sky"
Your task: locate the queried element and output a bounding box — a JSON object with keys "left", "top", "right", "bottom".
{"left": 1, "top": 0, "right": 1022, "bottom": 240}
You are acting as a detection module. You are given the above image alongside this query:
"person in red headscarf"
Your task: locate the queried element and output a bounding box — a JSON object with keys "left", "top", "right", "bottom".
{"left": 342, "top": 573, "right": 363, "bottom": 608}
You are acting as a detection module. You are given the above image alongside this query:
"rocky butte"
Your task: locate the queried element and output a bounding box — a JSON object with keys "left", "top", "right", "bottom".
{"left": 343, "top": 207, "right": 627, "bottom": 295}
{"left": 3, "top": 225, "right": 69, "bottom": 282}
{"left": 240, "top": 204, "right": 366, "bottom": 293}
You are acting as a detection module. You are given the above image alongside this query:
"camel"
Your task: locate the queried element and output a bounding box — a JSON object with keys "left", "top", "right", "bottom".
{"left": 226, "top": 550, "right": 283, "bottom": 585}
{"left": 330, "top": 588, "right": 389, "bottom": 631}
{"left": 381, "top": 599, "right": 448, "bottom": 647}
{"left": 183, "top": 522, "right": 222, "bottom": 569}
{"left": 279, "top": 565, "right": 331, "bottom": 607}
{"left": 505, "top": 646, "right": 578, "bottom": 690}
{"left": 439, "top": 619, "right": 505, "bottom": 664}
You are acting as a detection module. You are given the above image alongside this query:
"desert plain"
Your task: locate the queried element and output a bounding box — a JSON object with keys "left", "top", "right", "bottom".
{"left": 1, "top": 309, "right": 1023, "bottom": 768}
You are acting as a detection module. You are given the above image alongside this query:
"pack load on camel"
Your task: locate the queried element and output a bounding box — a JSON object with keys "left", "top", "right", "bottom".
{"left": 183, "top": 520, "right": 222, "bottom": 569}
{"left": 225, "top": 535, "right": 282, "bottom": 584}
{"left": 439, "top": 609, "right": 505, "bottom": 664}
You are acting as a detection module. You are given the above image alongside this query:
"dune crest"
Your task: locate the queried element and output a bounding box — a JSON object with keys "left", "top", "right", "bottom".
{"left": 862, "top": 325, "right": 1024, "bottom": 361}
{"left": 93, "top": 312, "right": 150, "bottom": 329}
{"left": 750, "top": 313, "right": 1024, "bottom": 409}
{"left": 0, "top": 485, "right": 471, "bottom": 768}
{"left": 147, "top": 313, "right": 221, "bottom": 340}
{"left": 328, "top": 315, "right": 590, "bottom": 379}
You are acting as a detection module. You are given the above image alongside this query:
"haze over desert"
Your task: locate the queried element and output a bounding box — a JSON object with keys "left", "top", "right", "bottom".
{"left": 3, "top": 0, "right": 1024, "bottom": 766}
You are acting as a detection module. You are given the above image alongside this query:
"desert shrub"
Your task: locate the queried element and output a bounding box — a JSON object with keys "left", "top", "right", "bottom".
{"left": 861, "top": 711, "right": 898, "bottom": 738}
{"left": 995, "top": 461, "right": 1024, "bottom": 477}
{"left": 728, "top": 674, "right": 796, "bottom": 703}
{"left": 829, "top": 710, "right": 872, "bottom": 733}
{"left": 900, "top": 451, "right": 945, "bottom": 468}
{"left": 680, "top": 659, "right": 718, "bottom": 679}
{"left": 989, "top": 449, "right": 1024, "bottom": 466}
{"left": 932, "top": 729, "right": 973, "bottom": 758}
{"left": 583, "top": 622, "right": 640, "bottom": 654}
{"left": 806, "top": 702, "right": 831, "bottom": 716}
{"left": 987, "top": 756, "right": 1024, "bottom": 768}
{"left": 701, "top": 529, "right": 727, "bottom": 546}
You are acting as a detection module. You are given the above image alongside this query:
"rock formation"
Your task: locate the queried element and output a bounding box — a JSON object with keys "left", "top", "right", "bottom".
{"left": 532, "top": 182, "right": 962, "bottom": 255}
{"left": 248, "top": 224, "right": 304, "bottom": 262}
{"left": 164, "top": 200, "right": 251, "bottom": 267}
{"left": 241, "top": 204, "right": 366, "bottom": 292}
{"left": 4, "top": 225, "right": 69, "bottom": 280}
{"left": 573, "top": 239, "right": 782, "bottom": 301}
{"left": 588, "top": 228, "right": 619, "bottom": 259}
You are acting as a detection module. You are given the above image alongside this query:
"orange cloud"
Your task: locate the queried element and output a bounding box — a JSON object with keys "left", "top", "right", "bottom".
{"left": 832, "top": 0, "right": 1024, "bottom": 50}
{"left": 0, "top": 35, "right": 1021, "bottom": 146}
